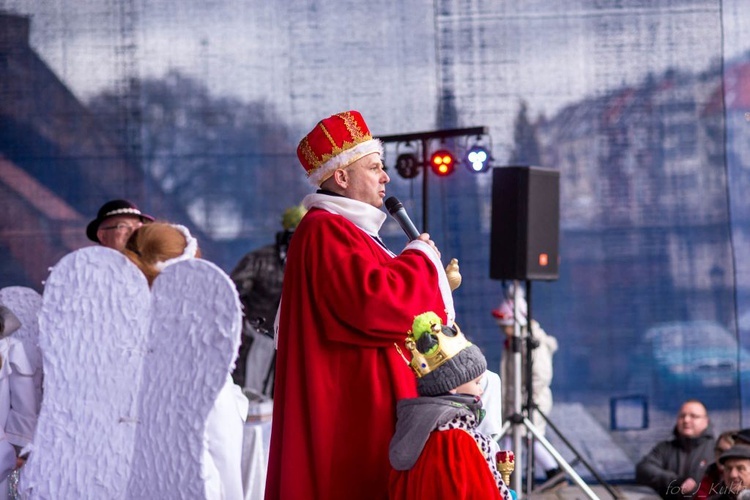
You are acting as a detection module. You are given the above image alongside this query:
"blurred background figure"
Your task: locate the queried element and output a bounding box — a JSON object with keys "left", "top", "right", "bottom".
{"left": 229, "top": 205, "right": 307, "bottom": 395}
{"left": 492, "top": 284, "right": 562, "bottom": 484}
{"left": 86, "top": 199, "right": 154, "bottom": 251}
{"left": 636, "top": 399, "right": 714, "bottom": 499}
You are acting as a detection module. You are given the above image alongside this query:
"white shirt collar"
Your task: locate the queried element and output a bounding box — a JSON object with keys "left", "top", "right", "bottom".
{"left": 302, "top": 193, "right": 387, "bottom": 237}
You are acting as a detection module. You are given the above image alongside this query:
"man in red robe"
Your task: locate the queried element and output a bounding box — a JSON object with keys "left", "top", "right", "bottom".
{"left": 265, "top": 111, "right": 456, "bottom": 500}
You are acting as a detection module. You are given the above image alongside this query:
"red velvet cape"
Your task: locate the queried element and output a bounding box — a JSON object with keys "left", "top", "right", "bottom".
{"left": 389, "top": 429, "right": 504, "bottom": 500}
{"left": 265, "top": 208, "right": 450, "bottom": 500}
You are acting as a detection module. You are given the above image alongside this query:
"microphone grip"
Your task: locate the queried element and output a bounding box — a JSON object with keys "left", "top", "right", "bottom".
{"left": 392, "top": 208, "right": 421, "bottom": 241}
{"left": 385, "top": 196, "right": 421, "bottom": 241}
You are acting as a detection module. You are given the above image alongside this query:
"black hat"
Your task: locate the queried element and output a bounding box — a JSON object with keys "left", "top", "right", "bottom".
{"left": 86, "top": 199, "right": 154, "bottom": 243}
{"left": 734, "top": 429, "right": 750, "bottom": 445}
{"left": 719, "top": 444, "right": 750, "bottom": 464}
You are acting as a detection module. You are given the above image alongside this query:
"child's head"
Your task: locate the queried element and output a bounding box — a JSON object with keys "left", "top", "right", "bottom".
{"left": 402, "top": 312, "right": 487, "bottom": 397}
{"left": 491, "top": 298, "right": 527, "bottom": 337}
{"left": 124, "top": 222, "right": 201, "bottom": 285}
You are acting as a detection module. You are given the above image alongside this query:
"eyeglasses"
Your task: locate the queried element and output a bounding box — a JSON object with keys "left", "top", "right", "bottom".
{"left": 678, "top": 413, "right": 707, "bottom": 420}
{"left": 100, "top": 222, "right": 142, "bottom": 231}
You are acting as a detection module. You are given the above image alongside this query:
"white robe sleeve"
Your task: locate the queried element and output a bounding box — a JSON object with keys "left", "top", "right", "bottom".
{"left": 6, "top": 339, "right": 39, "bottom": 448}
{"left": 204, "top": 376, "right": 248, "bottom": 500}
{"left": 477, "top": 369, "right": 504, "bottom": 438}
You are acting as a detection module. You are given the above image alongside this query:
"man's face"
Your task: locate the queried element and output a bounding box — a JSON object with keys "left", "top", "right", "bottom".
{"left": 675, "top": 401, "right": 709, "bottom": 438}
{"left": 96, "top": 215, "right": 144, "bottom": 251}
{"left": 340, "top": 153, "right": 389, "bottom": 208}
{"left": 722, "top": 458, "right": 750, "bottom": 495}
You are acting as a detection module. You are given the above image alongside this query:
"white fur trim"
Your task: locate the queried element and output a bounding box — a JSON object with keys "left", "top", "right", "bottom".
{"left": 306, "top": 138, "right": 384, "bottom": 187}
{"left": 154, "top": 225, "right": 199, "bottom": 271}
{"left": 404, "top": 239, "right": 456, "bottom": 325}
{"left": 302, "top": 192, "right": 387, "bottom": 236}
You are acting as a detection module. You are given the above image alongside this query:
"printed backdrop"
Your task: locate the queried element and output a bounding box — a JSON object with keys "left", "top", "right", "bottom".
{"left": 1, "top": 0, "right": 749, "bottom": 481}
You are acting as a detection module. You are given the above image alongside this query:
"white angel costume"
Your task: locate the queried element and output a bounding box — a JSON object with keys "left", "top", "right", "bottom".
{"left": 0, "top": 305, "right": 40, "bottom": 500}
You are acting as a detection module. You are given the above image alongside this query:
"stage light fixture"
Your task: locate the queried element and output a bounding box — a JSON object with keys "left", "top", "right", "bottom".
{"left": 395, "top": 152, "right": 420, "bottom": 179}
{"left": 429, "top": 149, "right": 456, "bottom": 177}
{"left": 465, "top": 145, "right": 491, "bottom": 173}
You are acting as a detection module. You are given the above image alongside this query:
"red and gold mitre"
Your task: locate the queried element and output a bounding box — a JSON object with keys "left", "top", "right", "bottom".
{"left": 297, "top": 110, "right": 384, "bottom": 186}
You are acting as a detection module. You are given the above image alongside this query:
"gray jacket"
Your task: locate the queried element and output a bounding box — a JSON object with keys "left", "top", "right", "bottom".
{"left": 389, "top": 394, "right": 483, "bottom": 471}
{"left": 635, "top": 424, "right": 715, "bottom": 499}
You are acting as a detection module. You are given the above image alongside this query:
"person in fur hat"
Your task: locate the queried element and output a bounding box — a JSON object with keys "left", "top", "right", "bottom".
{"left": 388, "top": 312, "right": 514, "bottom": 500}
{"left": 229, "top": 204, "right": 307, "bottom": 393}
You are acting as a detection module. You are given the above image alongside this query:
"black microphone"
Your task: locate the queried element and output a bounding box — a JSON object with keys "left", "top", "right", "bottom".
{"left": 385, "top": 196, "right": 421, "bottom": 241}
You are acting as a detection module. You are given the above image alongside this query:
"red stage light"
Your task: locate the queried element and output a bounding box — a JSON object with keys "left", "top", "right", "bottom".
{"left": 429, "top": 149, "right": 455, "bottom": 176}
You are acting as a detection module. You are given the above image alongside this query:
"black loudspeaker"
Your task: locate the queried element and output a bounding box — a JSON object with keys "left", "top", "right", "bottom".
{"left": 490, "top": 166, "right": 560, "bottom": 281}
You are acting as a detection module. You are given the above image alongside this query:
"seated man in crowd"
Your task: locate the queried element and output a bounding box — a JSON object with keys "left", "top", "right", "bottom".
{"left": 636, "top": 399, "right": 715, "bottom": 499}
{"left": 696, "top": 430, "right": 738, "bottom": 498}
{"left": 708, "top": 445, "right": 750, "bottom": 500}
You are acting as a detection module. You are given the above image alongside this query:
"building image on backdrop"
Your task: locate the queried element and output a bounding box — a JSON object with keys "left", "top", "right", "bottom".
{"left": 0, "top": 0, "right": 749, "bottom": 485}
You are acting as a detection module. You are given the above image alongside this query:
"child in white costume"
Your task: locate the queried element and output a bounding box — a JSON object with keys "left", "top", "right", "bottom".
{"left": 125, "top": 222, "right": 248, "bottom": 499}
{"left": 0, "top": 306, "right": 39, "bottom": 500}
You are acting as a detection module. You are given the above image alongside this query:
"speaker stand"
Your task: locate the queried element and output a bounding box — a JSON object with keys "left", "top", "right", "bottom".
{"left": 496, "top": 281, "right": 602, "bottom": 500}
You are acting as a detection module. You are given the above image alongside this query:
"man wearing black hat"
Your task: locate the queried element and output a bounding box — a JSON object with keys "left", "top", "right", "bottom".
{"left": 708, "top": 445, "right": 750, "bottom": 500}
{"left": 86, "top": 200, "right": 154, "bottom": 251}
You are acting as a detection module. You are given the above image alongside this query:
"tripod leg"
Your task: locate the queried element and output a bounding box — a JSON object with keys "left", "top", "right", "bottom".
{"left": 511, "top": 281, "right": 525, "bottom": 495}
{"left": 521, "top": 417, "right": 601, "bottom": 500}
{"left": 534, "top": 406, "right": 619, "bottom": 499}
{"left": 496, "top": 420, "right": 512, "bottom": 441}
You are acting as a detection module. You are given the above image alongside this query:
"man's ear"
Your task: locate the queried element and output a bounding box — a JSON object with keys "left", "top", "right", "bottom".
{"left": 333, "top": 168, "right": 347, "bottom": 187}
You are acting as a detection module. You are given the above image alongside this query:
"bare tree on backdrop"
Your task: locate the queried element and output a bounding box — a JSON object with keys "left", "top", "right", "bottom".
{"left": 88, "top": 70, "right": 307, "bottom": 239}
{"left": 509, "top": 100, "right": 542, "bottom": 166}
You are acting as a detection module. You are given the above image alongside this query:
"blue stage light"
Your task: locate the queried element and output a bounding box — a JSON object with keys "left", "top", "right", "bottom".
{"left": 465, "top": 146, "right": 491, "bottom": 173}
